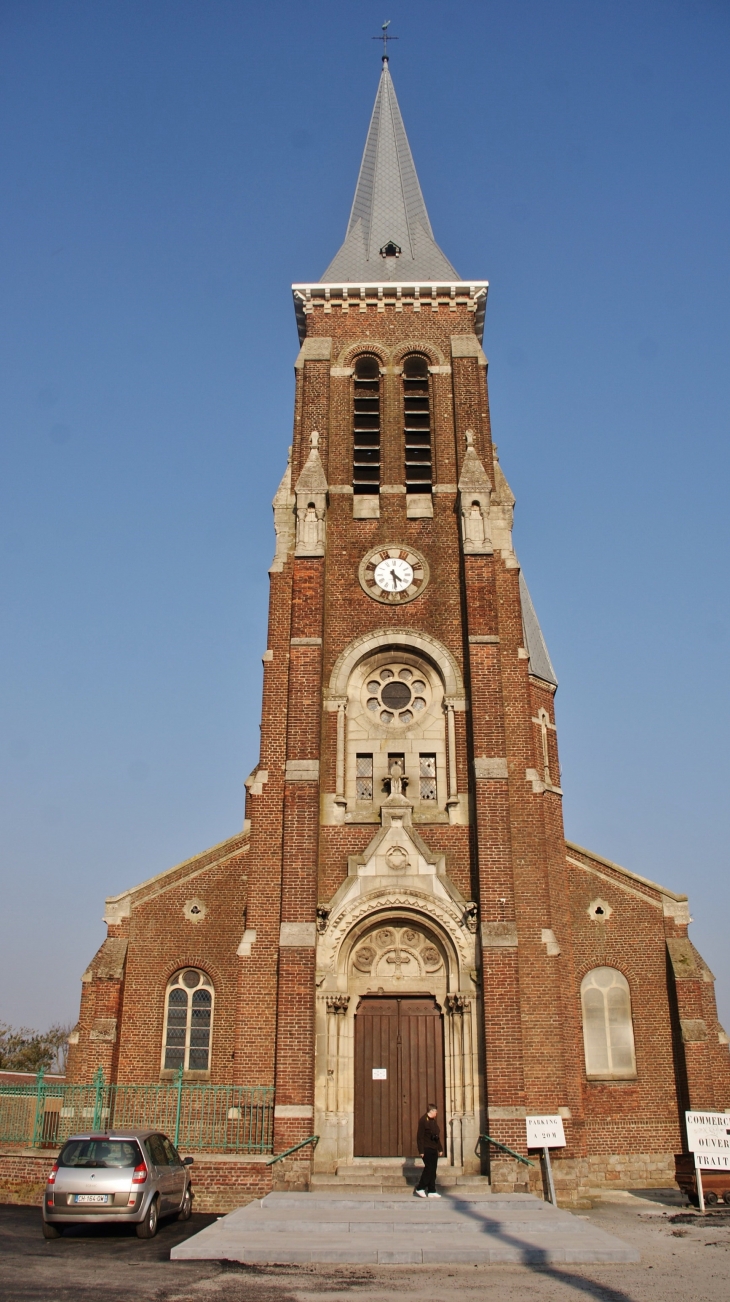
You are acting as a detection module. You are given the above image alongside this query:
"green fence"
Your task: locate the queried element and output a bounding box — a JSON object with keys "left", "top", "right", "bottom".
{"left": 0, "top": 1069, "right": 274, "bottom": 1153}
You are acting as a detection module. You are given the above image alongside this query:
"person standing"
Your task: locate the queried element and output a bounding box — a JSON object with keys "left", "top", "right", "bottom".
{"left": 415, "top": 1105, "right": 442, "bottom": 1198}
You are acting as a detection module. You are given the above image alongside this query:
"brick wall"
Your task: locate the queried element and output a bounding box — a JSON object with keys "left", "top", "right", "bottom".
{"left": 0, "top": 1151, "right": 50, "bottom": 1206}
{"left": 0, "top": 1149, "right": 274, "bottom": 1214}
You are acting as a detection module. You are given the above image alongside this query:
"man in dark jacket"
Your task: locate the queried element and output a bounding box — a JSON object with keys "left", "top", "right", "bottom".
{"left": 415, "top": 1105, "right": 442, "bottom": 1197}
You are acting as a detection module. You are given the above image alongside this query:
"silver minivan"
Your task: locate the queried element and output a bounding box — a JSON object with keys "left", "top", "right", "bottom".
{"left": 42, "top": 1131, "right": 194, "bottom": 1238}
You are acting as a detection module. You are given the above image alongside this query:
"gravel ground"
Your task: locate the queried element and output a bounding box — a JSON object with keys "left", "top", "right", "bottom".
{"left": 2, "top": 1193, "right": 729, "bottom": 1302}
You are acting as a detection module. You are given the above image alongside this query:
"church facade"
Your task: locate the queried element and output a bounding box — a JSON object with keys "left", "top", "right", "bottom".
{"left": 67, "top": 60, "right": 730, "bottom": 1201}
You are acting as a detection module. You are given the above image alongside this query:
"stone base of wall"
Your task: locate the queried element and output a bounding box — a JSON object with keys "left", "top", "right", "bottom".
{"left": 490, "top": 1151, "right": 678, "bottom": 1207}
{"left": 2, "top": 1147, "right": 679, "bottom": 1213}
{"left": 270, "top": 1156, "right": 313, "bottom": 1192}
{"left": 0, "top": 1149, "right": 276, "bottom": 1215}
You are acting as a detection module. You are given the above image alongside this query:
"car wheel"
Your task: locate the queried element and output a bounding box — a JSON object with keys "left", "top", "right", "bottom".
{"left": 705, "top": 1191, "right": 719, "bottom": 1206}
{"left": 176, "top": 1186, "right": 192, "bottom": 1222}
{"left": 135, "top": 1197, "right": 159, "bottom": 1239}
{"left": 42, "top": 1219, "right": 62, "bottom": 1239}
{"left": 723, "top": 1190, "right": 730, "bottom": 1206}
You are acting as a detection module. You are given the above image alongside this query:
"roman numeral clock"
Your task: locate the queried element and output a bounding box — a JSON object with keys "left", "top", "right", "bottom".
{"left": 358, "top": 544, "right": 430, "bottom": 604}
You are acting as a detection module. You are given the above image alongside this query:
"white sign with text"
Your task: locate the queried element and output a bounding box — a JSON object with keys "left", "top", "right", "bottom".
{"left": 685, "top": 1112, "right": 730, "bottom": 1169}
{"left": 525, "top": 1115, "right": 566, "bottom": 1148}
{"left": 372, "top": 1067, "right": 387, "bottom": 1080}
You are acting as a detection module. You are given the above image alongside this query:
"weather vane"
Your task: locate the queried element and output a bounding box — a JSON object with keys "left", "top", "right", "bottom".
{"left": 373, "top": 20, "right": 398, "bottom": 61}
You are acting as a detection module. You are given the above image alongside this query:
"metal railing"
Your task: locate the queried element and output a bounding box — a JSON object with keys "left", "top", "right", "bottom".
{"left": 477, "top": 1133, "right": 535, "bottom": 1167}
{"left": 0, "top": 1068, "right": 274, "bottom": 1153}
{"left": 266, "top": 1135, "right": 319, "bottom": 1165}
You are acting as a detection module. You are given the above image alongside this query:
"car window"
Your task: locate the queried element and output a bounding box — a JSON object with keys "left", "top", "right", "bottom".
{"left": 58, "top": 1140, "right": 142, "bottom": 1169}
{"left": 145, "top": 1134, "right": 168, "bottom": 1166}
{"left": 161, "top": 1137, "right": 180, "bottom": 1166}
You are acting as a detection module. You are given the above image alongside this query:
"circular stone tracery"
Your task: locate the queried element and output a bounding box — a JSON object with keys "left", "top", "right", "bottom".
{"left": 350, "top": 924, "right": 445, "bottom": 980}
{"left": 362, "top": 663, "right": 430, "bottom": 726}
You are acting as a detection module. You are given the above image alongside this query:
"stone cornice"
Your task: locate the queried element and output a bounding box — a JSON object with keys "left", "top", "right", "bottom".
{"left": 292, "top": 281, "right": 488, "bottom": 346}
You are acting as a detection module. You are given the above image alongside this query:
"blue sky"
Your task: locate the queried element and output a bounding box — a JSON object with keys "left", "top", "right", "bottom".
{"left": 1, "top": 0, "right": 729, "bottom": 1034}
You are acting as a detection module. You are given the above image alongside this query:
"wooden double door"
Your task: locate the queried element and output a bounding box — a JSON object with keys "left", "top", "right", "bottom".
{"left": 353, "top": 996, "right": 445, "bottom": 1158}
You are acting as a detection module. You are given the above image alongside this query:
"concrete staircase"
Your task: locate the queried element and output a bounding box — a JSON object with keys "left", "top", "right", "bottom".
{"left": 171, "top": 1191, "right": 641, "bottom": 1264}
{"left": 310, "top": 1158, "right": 489, "bottom": 1194}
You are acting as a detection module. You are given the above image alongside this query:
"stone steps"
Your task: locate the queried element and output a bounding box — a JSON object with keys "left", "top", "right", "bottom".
{"left": 171, "top": 1191, "right": 640, "bottom": 1265}
{"left": 309, "top": 1160, "right": 490, "bottom": 1194}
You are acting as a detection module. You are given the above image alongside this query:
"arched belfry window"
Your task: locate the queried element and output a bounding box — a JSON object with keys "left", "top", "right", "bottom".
{"left": 580, "top": 967, "right": 637, "bottom": 1079}
{"left": 352, "top": 356, "right": 381, "bottom": 495}
{"left": 162, "top": 969, "right": 214, "bottom": 1073}
{"left": 403, "top": 356, "right": 432, "bottom": 495}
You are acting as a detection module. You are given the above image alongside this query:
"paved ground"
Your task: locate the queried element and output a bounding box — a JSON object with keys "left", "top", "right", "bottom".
{"left": 170, "top": 1191, "right": 640, "bottom": 1263}
{"left": 2, "top": 1194, "right": 730, "bottom": 1302}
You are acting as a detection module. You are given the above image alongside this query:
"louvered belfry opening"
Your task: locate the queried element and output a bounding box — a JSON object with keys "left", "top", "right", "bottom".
{"left": 403, "top": 355, "right": 432, "bottom": 495}
{"left": 352, "top": 355, "right": 381, "bottom": 494}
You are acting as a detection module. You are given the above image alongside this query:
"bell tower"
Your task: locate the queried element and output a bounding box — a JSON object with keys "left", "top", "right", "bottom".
{"left": 236, "top": 54, "right": 579, "bottom": 1177}
{"left": 63, "top": 47, "right": 730, "bottom": 1208}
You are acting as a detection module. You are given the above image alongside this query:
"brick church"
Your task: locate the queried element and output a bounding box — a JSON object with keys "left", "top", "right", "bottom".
{"left": 67, "top": 57, "right": 730, "bottom": 1200}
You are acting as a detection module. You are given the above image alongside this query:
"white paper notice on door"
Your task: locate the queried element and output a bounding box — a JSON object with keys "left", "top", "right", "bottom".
{"left": 372, "top": 1067, "right": 387, "bottom": 1080}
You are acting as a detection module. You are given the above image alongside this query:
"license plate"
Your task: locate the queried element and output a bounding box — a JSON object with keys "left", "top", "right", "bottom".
{"left": 74, "top": 1194, "right": 109, "bottom": 1204}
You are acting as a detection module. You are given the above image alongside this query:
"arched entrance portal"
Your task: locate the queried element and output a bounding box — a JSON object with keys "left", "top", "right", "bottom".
{"left": 354, "top": 995, "right": 445, "bottom": 1157}
{"left": 315, "top": 900, "right": 482, "bottom": 1173}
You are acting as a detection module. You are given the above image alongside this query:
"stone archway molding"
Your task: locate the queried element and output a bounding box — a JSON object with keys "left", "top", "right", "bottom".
{"left": 322, "top": 889, "right": 474, "bottom": 985}
{"left": 326, "top": 628, "right": 466, "bottom": 709}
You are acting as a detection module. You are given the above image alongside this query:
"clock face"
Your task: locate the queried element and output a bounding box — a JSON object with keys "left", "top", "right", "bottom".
{"left": 374, "top": 556, "right": 413, "bottom": 592}
{"left": 358, "top": 545, "right": 430, "bottom": 605}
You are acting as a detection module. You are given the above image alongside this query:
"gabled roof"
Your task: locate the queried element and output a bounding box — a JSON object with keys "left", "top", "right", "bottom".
{"left": 321, "top": 60, "right": 458, "bottom": 284}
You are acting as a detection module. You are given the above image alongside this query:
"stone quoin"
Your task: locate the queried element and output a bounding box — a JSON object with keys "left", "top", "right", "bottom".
{"left": 66, "top": 55, "right": 730, "bottom": 1205}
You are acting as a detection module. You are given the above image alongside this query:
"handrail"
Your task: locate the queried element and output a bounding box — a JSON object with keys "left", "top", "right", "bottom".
{"left": 266, "top": 1135, "right": 319, "bottom": 1166}
{"left": 478, "top": 1133, "right": 535, "bottom": 1167}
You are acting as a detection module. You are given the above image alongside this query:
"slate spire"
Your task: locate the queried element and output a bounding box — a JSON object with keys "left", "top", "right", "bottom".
{"left": 321, "top": 60, "right": 458, "bottom": 283}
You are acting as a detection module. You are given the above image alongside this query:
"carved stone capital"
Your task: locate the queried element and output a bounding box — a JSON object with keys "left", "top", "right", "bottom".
{"left": 325, "top": 994, "right": 350, "bottom": 1014}
{"left": 445, "top": 993, "right": 471, "bottom": 1014}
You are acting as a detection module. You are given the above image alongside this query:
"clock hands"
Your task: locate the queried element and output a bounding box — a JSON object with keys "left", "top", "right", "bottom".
{"left": 362, "top": 547, "right": 422, "bottom": 603}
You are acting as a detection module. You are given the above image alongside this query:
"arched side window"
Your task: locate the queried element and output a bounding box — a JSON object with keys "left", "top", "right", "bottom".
{"left": 403, "top": 355, "right": 432, "bottom": 496}
{"left": 352, "top": 356, "right": 381, "bottom": 495}
{"left": 581, "top": 967, "right": 636, "bottom": 1079}
{"left": 162, "top": 969, "right": 214, "bottom": 1072}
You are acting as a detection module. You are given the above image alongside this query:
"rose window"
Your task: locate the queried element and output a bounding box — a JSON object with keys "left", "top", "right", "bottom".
{"left": 363, "top": 664, "right": 429, "bottom": 726}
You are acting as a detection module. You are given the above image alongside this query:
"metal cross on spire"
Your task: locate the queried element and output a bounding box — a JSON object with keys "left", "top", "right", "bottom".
{"left": 373, "top": 19, "right": 398, "bottom": 61}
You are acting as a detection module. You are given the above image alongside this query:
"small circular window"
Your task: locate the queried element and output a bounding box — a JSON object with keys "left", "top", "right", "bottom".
{"left": 362, "top": 663, "right": 430, "bottom": 726}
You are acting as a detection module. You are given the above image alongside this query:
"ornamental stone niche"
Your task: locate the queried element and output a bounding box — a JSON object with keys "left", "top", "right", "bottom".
{"left": 458, "top": 431, "right": 492, "bottom": 555}
{"left": 294, "top": 431, "right": 328, "bottom": 556}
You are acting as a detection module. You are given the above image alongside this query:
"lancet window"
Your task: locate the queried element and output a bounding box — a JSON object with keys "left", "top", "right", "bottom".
{"left": 419, "top": 754, "right": 437, "bottom": 802}
{"left": 352, "top": 355, "right": 381, "bottom": 494}
{"left": 355, "top": 754, "right": 373, "bottom": 801}
{"left": 403, "top": 355, "right": 432, "bottom": 495}
{"left": 162, "top": 968, "right": 214, "bottom": 1073}
{"left": 580, "top": 967, "right": 637, "bottom": 1079}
